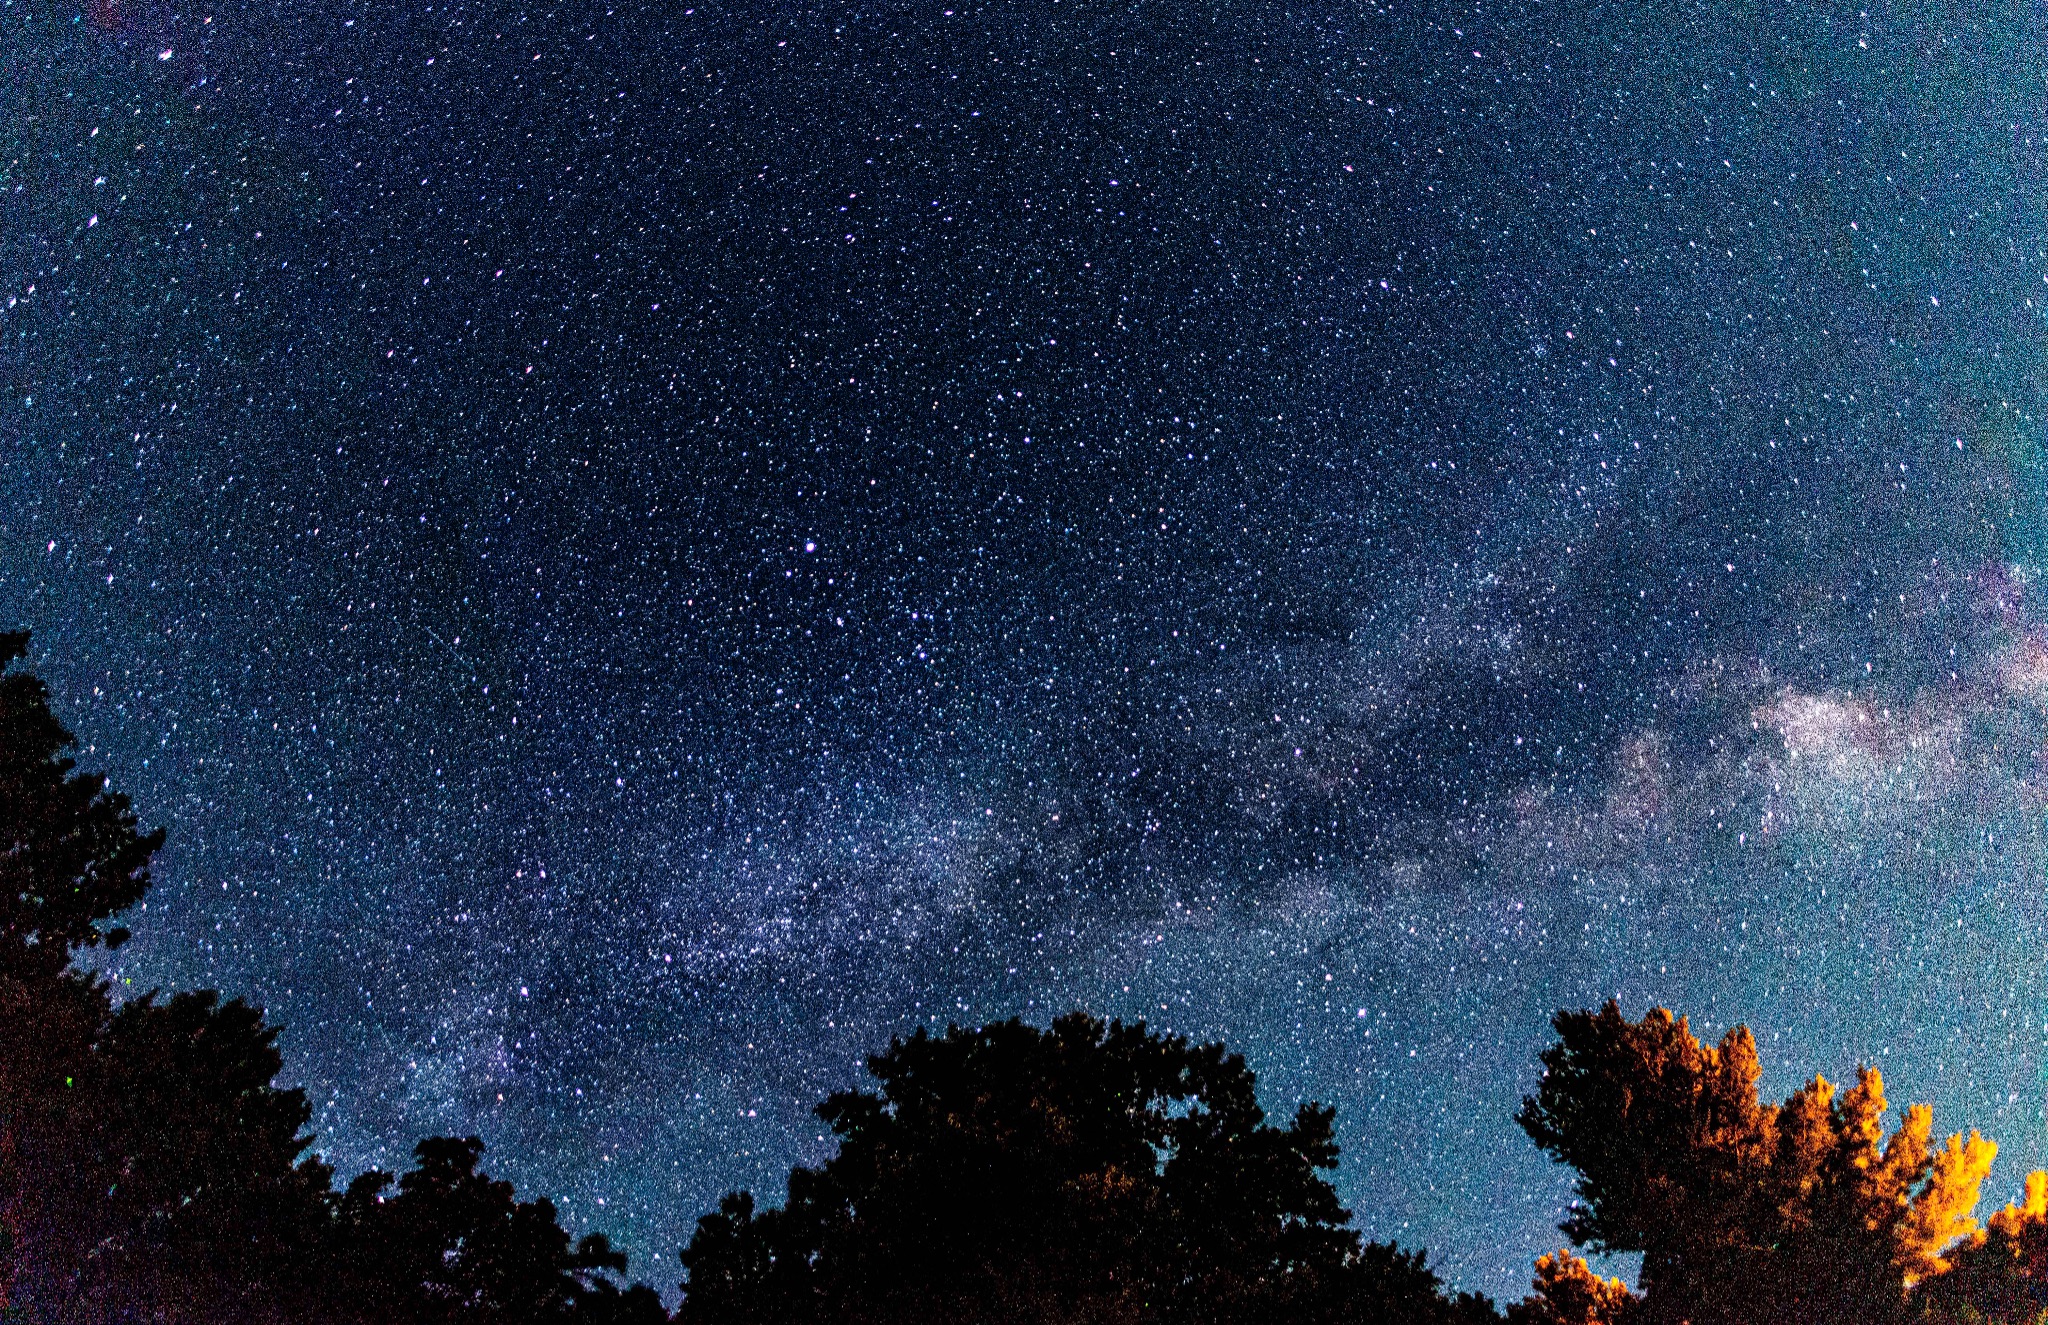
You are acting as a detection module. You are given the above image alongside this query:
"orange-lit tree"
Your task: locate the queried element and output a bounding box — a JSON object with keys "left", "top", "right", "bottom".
{"left": 1519, "top": 1002, "right": 1994, "bottom": 1325}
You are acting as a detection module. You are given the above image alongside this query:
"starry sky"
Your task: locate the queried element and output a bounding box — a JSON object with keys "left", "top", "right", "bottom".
{"left": 8, "top": 0, "right": 2048, "bottom": 1299}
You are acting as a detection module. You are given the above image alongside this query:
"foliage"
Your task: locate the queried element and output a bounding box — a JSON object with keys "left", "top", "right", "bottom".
{"left": 1338, "top": 1242, "right": 1509, "bottom": 1325}
{"left": 1918, "top": 1171, "right": 2048, "bottom": 1325}
{"left": 22, "top": 628, "right": 2048, "bottom": 1325}
{"left": 17, "top": 989, "right": 338, "bottom": 1322}
{"left": 0, "top": 631, "right": 316, "bottom": 1320}
{"left": 1519, "top": 1001, "right": 1996, "bottom": 1325}
{"left": 0, "top": 631, "right": 159, "bottom": 980}
{"left": 0, "top": 634, "right": 659, "bottom": 1323}
{"left": 677, "top": 1012, "right": 1488, "bottom": 1325}
{"left": 1504, "top": 1251, "right": 1636, "bottom": 1325}
{"left": 328, "top": 1136, "right": 667, "bottom": 1325}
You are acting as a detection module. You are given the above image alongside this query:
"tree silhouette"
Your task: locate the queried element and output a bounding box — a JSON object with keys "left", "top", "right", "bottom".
{"left": 1518, "top": 1001, "right": 1994, "bottom": 1325}
{"left": 11, "top": 988, "right": 337, "bottom": 1321}
{"left": 1336, "top": 1242, "right": 1507, "bottom": 1325}
{"left": 0, "top": 629, "right": 225, "bottom": 1317}
{"left": 31, "top": 622, "right": 2048, "bottom": 1325}
{"left": 329, "top": 1136, "right": 667, "bottom": 1325}
{"left": 0, "top": 631, "right": 160, "bottom": 982}
{"left": 678, "top": 1012, "right": 1494, "bottom": 1325}
{"left": 0, "top": 634, "right": 663, "bottom": 1323}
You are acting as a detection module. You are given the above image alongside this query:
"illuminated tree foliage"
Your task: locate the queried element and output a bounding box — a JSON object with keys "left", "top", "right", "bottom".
{"left": 1917, "top": 1171, "right": 2048, "bottom": 1325}
{"left": 1519, "top": 1001, "right": 1997, "bottom": 1325}
{"left": 1504, "top": 1251, "right": 1636, "bottom": 1325}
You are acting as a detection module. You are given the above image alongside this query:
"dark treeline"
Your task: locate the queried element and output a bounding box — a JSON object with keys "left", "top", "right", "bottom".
{"left": 6, "top": 630, "right": 2048, "bottom": 1324}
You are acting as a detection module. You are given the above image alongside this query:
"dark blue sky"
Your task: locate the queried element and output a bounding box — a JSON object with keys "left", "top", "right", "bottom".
{"left": 8, "top": 0, "right": 2048, "bottom": 1299}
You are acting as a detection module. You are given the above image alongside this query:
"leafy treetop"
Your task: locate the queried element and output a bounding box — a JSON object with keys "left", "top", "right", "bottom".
{"left": 1519, "top": 1001, "right": 1995, "bottom": 1325}
{"left": 680, "top": 1011, "right": 1485, "bottom": 1325}
{"left": 0, "top": 631, "right": 159, "bottom": 978}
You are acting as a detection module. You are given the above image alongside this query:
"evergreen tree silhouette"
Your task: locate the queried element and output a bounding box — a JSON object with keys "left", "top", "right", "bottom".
{"left": 29, "top": 989, "right": 337, "bottom": 1322}
{"left": 1335, "top": 1243, "right": 1506, "bottom": 1325}
{"left": 0, "top": 631, "right": 159, "bottom": 982}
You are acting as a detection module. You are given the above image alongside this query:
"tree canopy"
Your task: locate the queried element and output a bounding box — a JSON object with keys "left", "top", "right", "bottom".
{"left": 1519, "top": 1001, "right": 1996, "bottom": 1325}
{"left": 12, "top": 629, "right": 2048, "bottom": 1324}
{"left": 0, "top": 630, "right": 159, "bottom": 980}
{"left": 327, "top": 1135, "right": 667, "bottom": 1325}
{"left": 0, "top": 634, "right": 659, "bottom": 1324}
{"left": 678, "top": 1011, "right": 1493, "bottom": 1325}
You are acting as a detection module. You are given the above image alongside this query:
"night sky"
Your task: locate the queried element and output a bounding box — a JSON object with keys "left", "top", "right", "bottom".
{"left": 8, "top": 0, "right": 2048, "bottom": 1299}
